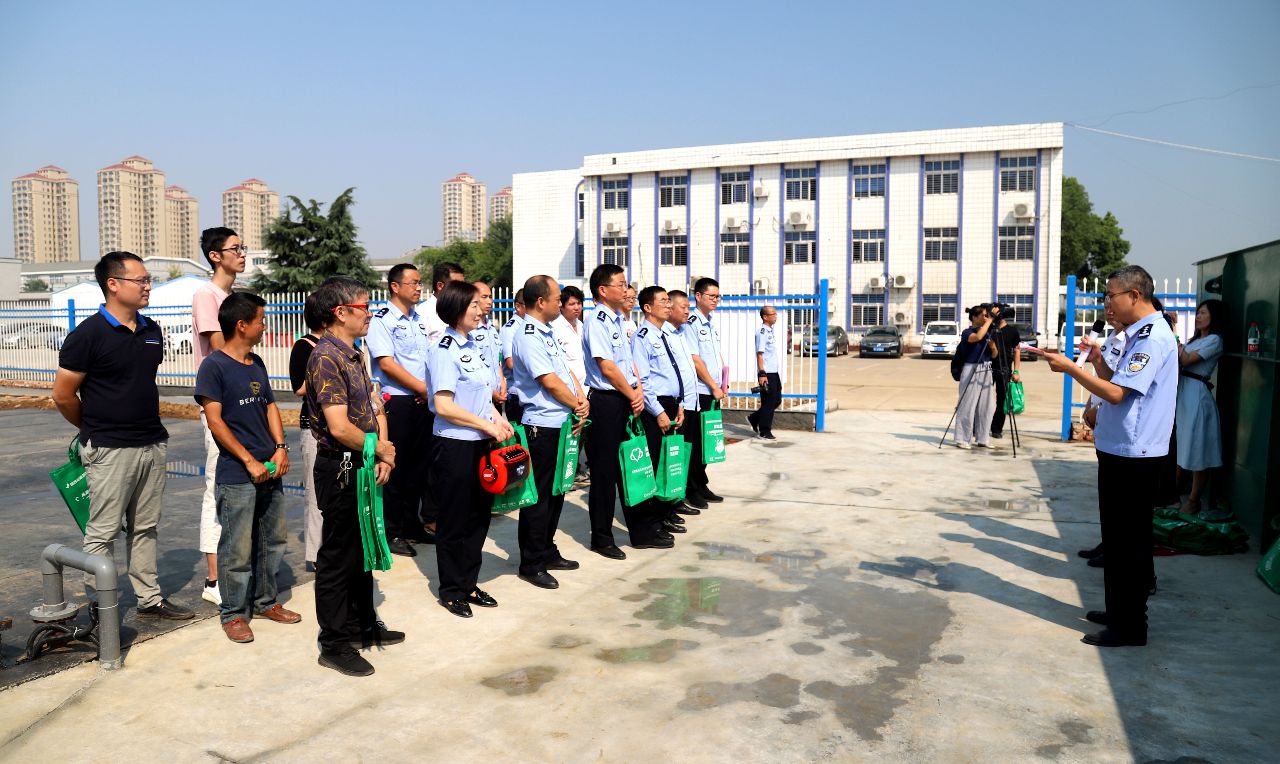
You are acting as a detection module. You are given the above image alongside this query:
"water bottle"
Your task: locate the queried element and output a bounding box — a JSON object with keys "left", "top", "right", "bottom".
{"left": 1247, "top": 322, "right": 1260, "bottom": 357}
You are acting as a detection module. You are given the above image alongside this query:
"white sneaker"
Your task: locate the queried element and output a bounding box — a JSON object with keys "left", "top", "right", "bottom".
{"left": 954, "top": 442, "right": 972, "bottom": 450}
{"left": 202, "top": 582, "right": 222, "bottom": 606}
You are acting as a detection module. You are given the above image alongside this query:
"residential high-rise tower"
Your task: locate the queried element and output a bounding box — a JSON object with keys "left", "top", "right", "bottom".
{"left": 12, "top": 165, "right": 80, "bottom": 263}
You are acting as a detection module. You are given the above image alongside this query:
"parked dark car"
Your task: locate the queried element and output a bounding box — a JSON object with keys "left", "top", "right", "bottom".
{"left": 1009, "top": 322, "right": 1039, "bottom": 361}
{"left": 800, "top": 326, "right": 850, "bottom": 356}
{"left": 858, "top": 325, "right": 903, "bottom": 358}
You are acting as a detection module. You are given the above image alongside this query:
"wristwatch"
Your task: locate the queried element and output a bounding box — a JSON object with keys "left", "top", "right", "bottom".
{"left": 274, "top": 443, "right": 290, "bottom": 452}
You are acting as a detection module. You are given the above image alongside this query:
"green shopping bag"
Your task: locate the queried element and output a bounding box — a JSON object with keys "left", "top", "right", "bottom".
{"left": 49, "top": 436, "right": 91, "bottom": 534}
{"left": 1258, "top": 535, "right": 1280, "bottom": 595}
{"left": 357, "top": 432, "right": 393, "bottom": 571}
{"left": 618, "top": 416, "right": 657, "bottom": 505}
{"left": 1005, "top": 380, "right": 1025, "bottom": 415}
{"left": 655, "top": 432, "right": 691, "bottom": 502}
{"left": 701, "top": 399, "right": 726, "bottom": 465}
{"left": 552, "top": 415, "right": 589, "bottom": 496}
{"left": 492, "top": 424, "right": 539, "bottom": 513}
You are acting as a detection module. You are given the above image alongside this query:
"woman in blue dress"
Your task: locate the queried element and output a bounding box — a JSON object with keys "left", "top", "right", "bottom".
{"left": 1175, "top": 299, "right": 1226, "bottom": 516}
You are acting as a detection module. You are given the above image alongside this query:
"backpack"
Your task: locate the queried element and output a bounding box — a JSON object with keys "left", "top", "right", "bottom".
{"left": 950, "top": 344, "right": 965, "bottom": 382}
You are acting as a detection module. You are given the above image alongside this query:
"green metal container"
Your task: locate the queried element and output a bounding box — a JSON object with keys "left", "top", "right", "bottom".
{"left": 1196, "top": 239, "right": 1280, "bottom": 552}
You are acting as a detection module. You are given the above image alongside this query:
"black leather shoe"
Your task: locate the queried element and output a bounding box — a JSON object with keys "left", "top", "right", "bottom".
{"left": 1087, "top": 554, "right": 1106, "bottom": 568}
{"left": 1085, "top": 610, "right": 1109, "bottom": 625}
{"left": 747, "top": 415, "right": 759, "bottom": 435}
{"left": 519, "top": 571, "right": 560, "bottom": 589}
{"left": 388, "top": 537, "right": 417, "bottom": 557}
{"left": 137, "top": 599, "right": 195, "bottom": 620}
{"left": 466, "top": 589, "right": 498, "bottom": 608}
{"left": 701, "top": 490, "right": 724, "bottom": 503}
{"left": 351, "top": 621, "right": 406, "bottom": 648}
{"left": 591, "top": 544, "right": 627, "bottom": 560}
{"left": 319, "top": 648, "right": 374, "bottom": 677}
{"left": 990, "top": 431, "right": 1004, "bottom": 439}
{"left": 441, "top": 599, "right": 473, "bottom": 618}
{"left": 634, "top": 537, "right": 675, "bottom": 550}
{"left": 666, "top": 513, "right": 686, "bottom": 525}
{"left": 663, "top": 520, "right": 687, "bottom": 534}
{"left": 1082, "top": 628, "right": 1146, "bottom": 647}
{"left": 656, "top": 530, "right": 674, "bottom": 541}
{"left": 1078, "top": 544, "right": 1104, "bottom": 559}
{"left": 682, "top": 495, "right": 708, "bottom": 510}
{"left": 546, "top": 557, "right": 580, "bottom": 571}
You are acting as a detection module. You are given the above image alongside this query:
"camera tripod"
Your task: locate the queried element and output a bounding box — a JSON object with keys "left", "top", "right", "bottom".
{"left": 937, "top": 314, "right": 1020, "bottom": 458}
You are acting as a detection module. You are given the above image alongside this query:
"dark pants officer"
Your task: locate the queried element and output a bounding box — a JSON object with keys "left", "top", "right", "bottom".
{"left": 586, "top": 389, "right": 660, "bottom": 547}
{"left": 520, "top": 423, "right": 567, "bottom": 575}
{"left": 383, "top": 395, "right": 431, "bottom": 542}
{"left": 430, "top": 437, "right": 493, "bottom": 603}
{"left": 314, "top": 450, "right": 376, "bottom": 652}
{"left": 637, "top": 395, "right": 682, "bottom": 533}
{"left": 991, "top": 368, "right": 1010, "bottom": 436}
{"left": 750, "top": 372, "right": 782, "bottom": 437}
{"left": 505, "top": 395, "right": 524, "bottom": 429}
{"left": 418, "top": 411, "right": 440, "bottom": 532}
{"left": 685, "top": 393, "right": 716, "bottom": 499}
{"left": 1097, "top": 451, "right": 1159, "bottom": 638}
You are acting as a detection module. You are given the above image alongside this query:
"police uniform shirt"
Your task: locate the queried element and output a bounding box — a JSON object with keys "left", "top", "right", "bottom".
{"left": 365, "top": 303, "right": 430, "bottom": 396}
{"left": 1094, "top": 311, "right": 1178, "bottom": 458}
{"left": 632, "top": 321, "right": 684, "bottom": 416}
{"left": 755, "top": 324, "right": 781, "bottom": 374}
{"left": 1087, "top": 329, "right": 1128, "bottom": 408}
{"left": 584, "top": 303, "right": 638, "bottom": 391}
{"left": 664, "top": 322, "right": 699, "bottom": 412}
{"left": 471, "top": 318, "right": 502, "bottom": 389}
{"left": 426, "top": 327, "right": 495, "bottom": 441}
{"left": 682, "top": 308, "right": 723, "bottom": 395}
{"left": 512, "top": 316, "right": 577, "bottom": 427}
{"left": 501, "top": 314, "right": 525, "bottom": 387}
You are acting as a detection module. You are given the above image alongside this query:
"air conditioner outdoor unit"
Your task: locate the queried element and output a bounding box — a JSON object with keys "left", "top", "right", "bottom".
{"left": 752, "top": 279, "right": 766, "bottom": 294}
{"left": 725, "top": 216, "right": 740, "bottom": 229}
{"left": 894, "top": 312, "right": 908, "bottom": 324}
{"left": 868, "top": 275, "right": 885, "bottom": 290}
{"left": 605, "top": 222, "right": 622, "bottom": 234}
{"left": 788, "top": 211, "right": 805, "bottom": 226}
{"left": 893, "top": 274, "right": 914, "bottom": 289}
{"left": 1014, "top": 202, "right": 1033, "bottom": 219}
{"left": 663, "top": 219, "right": 680, "bottom": 232}
{"left": 753, "top": 184, "right": 769, "bottom": 199}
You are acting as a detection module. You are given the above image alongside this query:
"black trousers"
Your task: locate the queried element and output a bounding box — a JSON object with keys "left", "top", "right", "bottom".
{"left": 1097, "top": 450, "right": 1158, "bottom": 636}
{"left": 505, "top": 396, "right": 524, "bottom": 430}
{"left": 383, "top": 395, "right": 431, "bottom": 539}
{"left": 314, "top": 452, "right": 376, "bottom": 653}
{"left": 991, "top": 370, "right": 1010, "bottom": 435}
{"left": 639, "top": 396, "right": 683, "bottom": 525}
{"left": 685, "top": 393, "right": 716, "bottom": 498}
{"left": 586, "top": 389, "right": 657, "bottom": 547}
{"left": 519, "top": 423, "right": 567, "bottom": 575}
{"left": 750, "top": 372, "right": 782, "bottom": 436}
{"left": 430, "top": 438, "right": 493, "bottom": 602}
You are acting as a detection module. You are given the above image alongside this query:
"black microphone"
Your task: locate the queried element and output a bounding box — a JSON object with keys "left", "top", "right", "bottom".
{"left": 1075, "top": 319, "right": 1105, "bottom": 368}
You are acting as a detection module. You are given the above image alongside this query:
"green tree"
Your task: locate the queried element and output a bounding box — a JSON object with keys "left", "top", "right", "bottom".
{"left": 22, "top": 277, "right": 49, "bottom": 293}
{"left": 413, "top": 216, "right": 514, "bottom": 288}
{"left": 1060, "top": 176, "right": 1130, "bottom": 284}
{"left": 252, "top": 188, "right": 380, "bottom": 293}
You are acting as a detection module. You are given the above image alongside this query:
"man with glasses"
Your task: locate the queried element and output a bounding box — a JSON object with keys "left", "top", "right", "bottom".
{"left": 680, "top": 277, "right": 728, "bottom": 508}
{"left": 53, "top": 252, "right": 194, "bottom": 621}
{"left": 1046, "top": 265, "right": 1177, "bottom": 648}
{"left": 748, "top": 305, "right": 782, "bottom": 440}
{"left": 192, "top": 227, "right": 246, "bottom": 606}
{"left": 583, "top": 264, "right": 646, "bottom": 559}
{"left": 366, "top": 264, "right": 431, "bottom": 557}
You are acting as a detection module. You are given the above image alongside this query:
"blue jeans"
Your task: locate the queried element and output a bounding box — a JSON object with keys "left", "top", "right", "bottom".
{"left": 215, "top": 481, "right": 287, "bottom": 623}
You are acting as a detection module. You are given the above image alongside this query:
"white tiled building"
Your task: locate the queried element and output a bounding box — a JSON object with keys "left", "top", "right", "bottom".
{"left": 514, "top": 123, "right": 1063, "bottom": 344}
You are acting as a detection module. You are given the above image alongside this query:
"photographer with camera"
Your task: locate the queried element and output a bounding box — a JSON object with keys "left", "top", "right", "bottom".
{"left": 747, "top": 305, "right": 781, "bottom": 440}
{"left": 989, "top": 303, "right": 1021, "bottom": 440}
{"left": 952, "top": 304, "right": 998, "bottom": 449}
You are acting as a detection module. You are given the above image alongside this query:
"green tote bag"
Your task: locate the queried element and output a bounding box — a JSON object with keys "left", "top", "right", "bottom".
{"left": 552, "top": 415, "right": 589, "bottom": 496}
{"left": 618, "top": 416, "right": 657, "bottom": 505}
{"left": 701, "top": 400, "right": 726, "bottom": 465}
{"left": 655, "top": 432, "right": 691, "bottom": 502}
{"left": 49, "top": 436, "right": 91, "bottom": 534}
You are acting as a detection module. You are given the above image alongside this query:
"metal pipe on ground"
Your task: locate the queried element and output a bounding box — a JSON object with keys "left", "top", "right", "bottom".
{"left": 36, "top": 543, "right": 121, "bottom": 670}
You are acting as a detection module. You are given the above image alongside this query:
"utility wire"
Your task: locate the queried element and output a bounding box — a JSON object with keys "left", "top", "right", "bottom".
{"left": 1066, "top": 123, "right": 1280, "bottom": 164}
{"left": 1078, "top": 81, "right": 1280, "bottom": 128}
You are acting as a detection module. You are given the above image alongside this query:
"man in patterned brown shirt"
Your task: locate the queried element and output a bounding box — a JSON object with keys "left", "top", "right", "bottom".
{"left": 305, "top": 276, "right": 400, "bottom": 677}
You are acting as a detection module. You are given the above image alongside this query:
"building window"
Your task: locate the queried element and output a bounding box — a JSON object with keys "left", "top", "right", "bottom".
{"left": 921, "top": 293, "right": 958, "bottom": 324}
{"left": 784, "top": 231, "right": 816, "bottom": 264}
{"left": 577, "top": 192, "right": 585, "bottom": 220}
{"left": 924, "top": 160, "right": 960, "bottom": 195}
{"left": 997, "top": 226, "right": 1035, "bottom": 260}
{"left": 999, "top": 156, "right": 1037, "bottom": 192}
{"left": 659, "top": 176, "right": 687, "bottom": 208}
{"left": 784, "top": 168, "right": 817, "bottom": 201}
{"left": 995, "top": 293, "right": 1033, "bottom": 322}
{"left": 851, "top": 229, "right": 886, "bottom": 262}
{"left": 603, "top": 179, "right": 630, "bottom": 210}
{"left": 850, "top": 294, "right": 885, "bottom": 326}
{"left": 659, "top": 234, "right": 688, "bottom": 266}
{"left": 602, "top": 236, "right": 629, "bottom": 266}
{"left": 720, "top": 231, "right": 750, "bottom": 264}
{"left": 721, "top": 171, "right": 750, "bottom": 205}
{"left": 576, "top": 243, "right": 585, "bottom": 276}
{"left": 923, "top": 227, "right": 959, "bottom": 261}
{"left": 852, "top": 164, "right": 886, "bottom": 198}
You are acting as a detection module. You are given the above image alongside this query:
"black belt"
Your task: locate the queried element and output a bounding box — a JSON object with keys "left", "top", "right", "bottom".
{"left": 1180, "top": 370, "right": 1214, "bottom": 391}
{"left": 317, "top": 447, "right": 354, "bottom": 460}
{"left": 589, "top": 388, "right": 631, "bottom": 398}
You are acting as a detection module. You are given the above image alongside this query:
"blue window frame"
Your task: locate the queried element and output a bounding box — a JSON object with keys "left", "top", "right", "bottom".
{"left": 852, "top": 163, "right": 886, "bottom": 198}
{"left": 603, "top": 179, "right": 630, "bottom": 210}
{"left": 784, "top": 230, "right": 816, "bottom": 264}
{"left": 923, "top": 227, "right": 959, "bottom": 261}
{"left": 785, "top": 167, "right": 817, "bottom": 201}
{"left": 997, "top": 225, "right": 1035, "bottom": 260}
{"left": 720, "top": 231, "right": 750, "bottom": 264}
{"left": 720, "top": 171, "right": 750, "bottom": 204}
{"left": 659, "top": 175, "right": 687, "bottom": 208}
{"left": 851, "top": 229, "right": 886, "bottom": 262}
{"left": 996, "top": 293, "right": 1033, "bottom": 322}
{"left": 1000, "top": 156, "right": 1037, "bottom": 192}
{"left": 850, "top": 294, "right": 884, "bottom": 326}
{"left": 659, "top": 234, "right": 688, "bottom": 266}
{"left": 924, "top": 160, "right": 959, "bottom": 195}
{"left": 921, "top": 293, "right": 958, "bottom": 325}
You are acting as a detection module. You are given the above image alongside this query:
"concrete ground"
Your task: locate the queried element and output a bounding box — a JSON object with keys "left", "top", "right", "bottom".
{"left": 1, "top": 365, "right": 1277, "bottom": 762}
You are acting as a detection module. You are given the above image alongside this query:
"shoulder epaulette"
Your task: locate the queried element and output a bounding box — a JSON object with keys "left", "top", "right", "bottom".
{"left": 504, "top": 318, "right": 516, "bottom": 328}
{"left": 438, "top": 335, "right": 454, "bottom": 349}
{"left": 596, "top": 310, "right": 608, "bottom": 321}
{"left": 637, "top": 326, "right": 649, "bottom": 337}
{"left": 523, "top": 322, "right": 536, "bottom": 334}
{"left": 374, "top": 307, "right": 389, "bottom": 317}
{"left": 1136, "top": 324, "right": 1153, "bottom": 339}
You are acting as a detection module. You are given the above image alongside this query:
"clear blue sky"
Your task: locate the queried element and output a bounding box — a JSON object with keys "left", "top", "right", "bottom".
{"left": 3, "top": 0, "right": 1277, "bottom": 283}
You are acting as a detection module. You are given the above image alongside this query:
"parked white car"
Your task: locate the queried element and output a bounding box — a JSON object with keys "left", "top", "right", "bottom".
{"left": 920, "top": 321, "right": 961, "bottom": 358}
{"left": 164, "top": 323, "right": 194, "bottom": 355}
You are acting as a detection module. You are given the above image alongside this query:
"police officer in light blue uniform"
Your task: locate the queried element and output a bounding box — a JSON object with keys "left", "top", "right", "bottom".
{"left": 632, "top": 286, "right": 691, "bottom": 539}
{"left": 501, "top": 289, "right": 527, "bottom": 423}
{"left": 1046, "top": 265, "right": 1178, "bottom": 648}
{"left": 512, "top": 275, "right": 590, "bottom": 590}
{"left": 679, "top": 277, "right": 727, "bottom": 506}
{"left": 748, "top": 305, "right": 782, "bottom": 440}
{"left": 427, "top": 281, "right": 513, "bottom": 619}
{"left": 470, "top": 281, "right": 505, "bottom": 398}
{"left": 365, "top": 264, "right": 432, "bottom": 555}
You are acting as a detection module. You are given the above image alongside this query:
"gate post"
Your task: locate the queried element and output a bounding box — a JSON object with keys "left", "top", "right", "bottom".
{"left": 1060, "top": 275, "right": 1076, "bottom": 441}
{"left": 816, "top": 279, "right": 829, "bottom": 433}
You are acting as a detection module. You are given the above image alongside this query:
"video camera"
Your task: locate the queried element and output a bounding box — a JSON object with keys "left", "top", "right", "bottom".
{"left": 978, "top": 302, "right": 1014, "bottom": 320}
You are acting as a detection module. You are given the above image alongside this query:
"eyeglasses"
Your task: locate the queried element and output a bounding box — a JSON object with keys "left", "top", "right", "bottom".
{"left": 395, "top": 280, "right": 423, "bottom": 287}
{"left": 699, "top": 293, "right": 722, "bottom": 301}
{"left": 217, "top": 245, "right": 248, "bottom": 255}
{"left": 113, "top": 276, "right": 153, "bottom": 287}
{"left": 1102, "top": 289, "right": 1134, "bottom": 303}
{"left": 606, "top": 282, "right": 627, "bottom": 290}
{"left": 334, "top": 303, "right": 370, "bottom": 313}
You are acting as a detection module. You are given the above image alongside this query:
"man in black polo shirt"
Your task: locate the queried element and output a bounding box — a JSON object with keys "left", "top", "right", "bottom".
{"left": 52, "top": 252, "right": 193, "bottom": 620}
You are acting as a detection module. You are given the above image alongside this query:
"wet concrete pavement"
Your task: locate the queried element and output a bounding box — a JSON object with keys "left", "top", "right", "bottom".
{"left": 1, "top": 406, "right": 1278, "bottom": 762}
